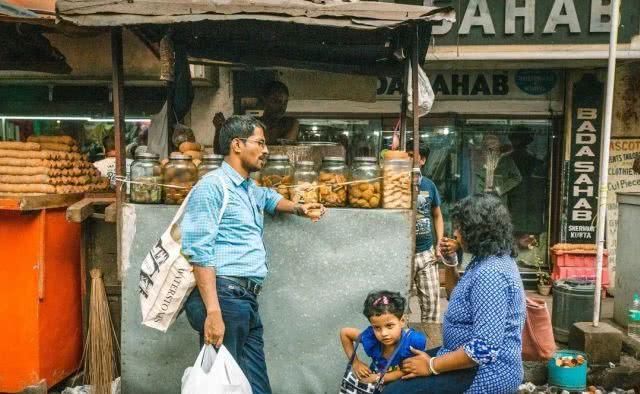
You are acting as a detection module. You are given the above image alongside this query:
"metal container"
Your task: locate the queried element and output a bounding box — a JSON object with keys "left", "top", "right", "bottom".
{"left": 614, "top": 193, "right": 640, "bottom": 328}
{"left": 552, "top": 279, "right": 598, "bottom": 343}
{"left": 547, "top": 350, "right": 588, "bottom": 391}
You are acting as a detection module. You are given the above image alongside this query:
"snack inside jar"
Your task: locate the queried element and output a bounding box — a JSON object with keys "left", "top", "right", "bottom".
{"left": 292, "top": 160, "right": 319, "bottom": 204}
{"left": 318, "top": 156, "right": 348, "bottom": 207}
{"left": 349, "top": 157, "right": 381, "bottom": 209}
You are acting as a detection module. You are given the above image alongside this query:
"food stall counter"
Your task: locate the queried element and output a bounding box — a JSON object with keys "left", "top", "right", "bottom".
{"left": 120, "top": 204, "right": 414, "bottom": 393}
{"left": 0, "top": 193, "right": 84, "bottom": 393}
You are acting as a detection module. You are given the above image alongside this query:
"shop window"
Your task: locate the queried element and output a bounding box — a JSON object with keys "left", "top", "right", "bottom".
{"left": 380, "top": 116, "right": 554, "bottom": 268}
{"left": 454, "top": 119, "right": 553, "bottom": 268}
{"left": 297, "top": 118, "right": 383, "bottom": 163}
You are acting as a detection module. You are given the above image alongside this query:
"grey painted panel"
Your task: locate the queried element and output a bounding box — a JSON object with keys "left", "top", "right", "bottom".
{"left": 121, "top": 205, "right": 413, "bottom": 393}
{"left": 121, "top": 204, "right": 200, "bottom": 394}
{"left": 261, "top": 209, "right": 413, "bottom": 393}
{"left": 614, "top": 194, "right": 640, "bottom": 327}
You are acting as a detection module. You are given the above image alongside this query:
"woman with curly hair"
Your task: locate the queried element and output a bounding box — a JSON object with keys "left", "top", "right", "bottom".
{"left": 384, "top": 193, "right": 526, "bottom": 394}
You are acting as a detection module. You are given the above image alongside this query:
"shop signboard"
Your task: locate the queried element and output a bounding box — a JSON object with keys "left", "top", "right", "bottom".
{"left": 427, "top": 0, "right": 640, "bottom": 46}
{"left": 565, "top": 73, "right": 603, "bottom": 244}
{"left": 377, "top": 69, "right": 561, "bottom": 101}
{"left": 606, "top": 138, "right": 640, "bottom": 274}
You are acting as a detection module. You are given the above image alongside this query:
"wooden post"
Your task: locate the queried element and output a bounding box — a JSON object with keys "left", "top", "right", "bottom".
{"left": 166, "top": 81, "right": 175, "bottom": 152}
{"left": 111, "top": 27, "right": 125, "bottom": 277}
{"left": 399, "top": 59, "right": 409, "bottom": 151}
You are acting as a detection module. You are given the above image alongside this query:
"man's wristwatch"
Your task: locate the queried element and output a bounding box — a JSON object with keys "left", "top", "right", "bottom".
{"left": 293, "top": 203, "right": 303, "bottom": 216}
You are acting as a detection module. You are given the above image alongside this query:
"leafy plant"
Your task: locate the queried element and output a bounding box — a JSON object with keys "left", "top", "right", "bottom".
{"left": 525, "top": 235, "right": 552, "bottom": 286}
{"left": 536, "top": 271, "right": 551, "bottom": 286}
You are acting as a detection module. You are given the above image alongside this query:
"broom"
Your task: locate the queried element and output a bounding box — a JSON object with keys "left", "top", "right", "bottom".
{"left": 80, "top": 268, "right": 119, "bottom": 394}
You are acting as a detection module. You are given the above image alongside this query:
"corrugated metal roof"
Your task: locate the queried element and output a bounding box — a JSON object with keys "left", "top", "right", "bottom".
{"left": 54, "top": 0, "right": 454, "bottom": 76}
{"left": 56, "top": 0, "right": 454, "bottom": 29}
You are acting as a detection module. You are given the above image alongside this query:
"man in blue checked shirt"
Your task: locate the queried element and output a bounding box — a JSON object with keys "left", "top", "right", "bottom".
{"left": 181, "top": 115, "right": 325, "bottom": 394}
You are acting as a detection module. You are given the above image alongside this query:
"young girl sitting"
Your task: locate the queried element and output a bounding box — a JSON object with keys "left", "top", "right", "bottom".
{"left": 340, "top": 290, "right": 428, "bottom": 386}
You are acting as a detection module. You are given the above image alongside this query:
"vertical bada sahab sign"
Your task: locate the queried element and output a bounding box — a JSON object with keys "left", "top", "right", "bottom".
{"left": 566, "top": 74, "right": 603, "bottom": 243}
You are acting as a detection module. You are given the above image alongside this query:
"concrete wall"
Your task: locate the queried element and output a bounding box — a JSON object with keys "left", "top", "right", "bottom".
{"left": 188, "top": 68, "right": 233, "bottom": 151}
{"left": 44, "top": 30, "right": 160, "bottom": 81}
{"left": 613, "top": 63, "right": 640, "bottom": 138}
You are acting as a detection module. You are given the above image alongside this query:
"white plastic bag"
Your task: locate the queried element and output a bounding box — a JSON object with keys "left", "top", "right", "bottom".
{"left": 407, "top": 63, "right": 435, "bottom": 118}
{"left": 181, "top": 345, "right": 252, "bottom": 394}
{"left": 139, "top": 172, "right": 229, "bottom": 331}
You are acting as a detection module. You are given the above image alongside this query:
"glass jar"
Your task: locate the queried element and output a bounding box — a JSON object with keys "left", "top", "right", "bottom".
{"left": 318, "top": 156, "right": 348, "bottom": 207}
{"left": 292, "top": 160, "right": 319, "bottom": 204}
{"left": 130, "top": 152, "right": 163, "bottom": 204}
{"left": 261, "top": 155, "right": 294, "bottom": 199}
{"left": 349, "top": 157, "right": 381, "bottom": 209}
{"left": 251, "top": 171, "right": 262, "bottom": 186}
{"left": 197, "top": 154, "right": 223, "bottom": 179}
{"left": 163, "top": 152, "right": 198, "bottom": 204}
{"left": 382, "top": 156, "right": 412, "bottom": 209}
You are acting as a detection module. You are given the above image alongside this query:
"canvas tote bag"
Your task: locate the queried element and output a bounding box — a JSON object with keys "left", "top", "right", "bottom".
{"left": 139, "top": 172, "right": 229, "bottom": 331}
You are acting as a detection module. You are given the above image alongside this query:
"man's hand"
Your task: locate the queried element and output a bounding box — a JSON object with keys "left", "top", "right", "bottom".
{"left": 401, "top": 347, "right": 432, "bottom": 379}
{"left": 204, "top": 310, "right": 225, "bottom": 348}
{"left": 438, "top": 236, "right": 460, "bottom": 257}
{"left": 213, "top": 112, "right": 226, "bottom": 131}
{"left": 295, "top": 203, "right": 326, "bottom": 222}
{"left": 352, "top": 358, "right": 372, "bottom": 380}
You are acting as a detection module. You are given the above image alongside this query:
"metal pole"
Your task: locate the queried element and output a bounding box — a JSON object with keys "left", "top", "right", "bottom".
{"left": 411, "top": 25, "right": 420, "bottom": 165}
{"left": 593, "top": 0, "right": 621, "bottom": 327}
{"left": 111, "top": 27, "right": 126, "bottom": 279}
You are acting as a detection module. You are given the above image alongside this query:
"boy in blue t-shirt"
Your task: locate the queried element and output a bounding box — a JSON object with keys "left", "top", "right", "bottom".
{"left": 411, "top": 145, "right": 444, "bottom": 335}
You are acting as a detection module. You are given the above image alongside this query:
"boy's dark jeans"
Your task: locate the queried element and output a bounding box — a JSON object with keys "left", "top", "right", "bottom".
{"left": 185, "top": 277, "right": 271, "bottom": 394}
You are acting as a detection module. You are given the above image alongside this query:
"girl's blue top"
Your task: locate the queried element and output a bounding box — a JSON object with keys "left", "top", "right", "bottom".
{"left": 360, "top": 327, "right": 427, "bottom": 373}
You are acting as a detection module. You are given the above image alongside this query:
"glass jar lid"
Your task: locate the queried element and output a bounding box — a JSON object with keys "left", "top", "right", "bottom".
{"left": 353, "top": 157, "right": 377, "bottom": 163}
{"left": 268, "top": 155, "right": 290, "bottom": 162}
{"left": 135, "top": 152, "right": 160, "bottom": 160}
{"left": 384, "top": 157, "right": 412, "bottom": 164}
{"left": 322, "top": 156, "right": 345, "bottom": 163}
{"left": 202, "top": 153, "right": 224, "bottom": 161}
{"left": 384, "top": 150, "right": 410, "bottom": 160}
{"left": 170, "top": 152, "right": 192, "bottom": 160}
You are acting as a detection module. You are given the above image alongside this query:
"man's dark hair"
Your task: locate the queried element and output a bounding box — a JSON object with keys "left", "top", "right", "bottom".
{"left": 262, "top": 80, "right": 289, "bottom": 98}
{"left": 103, "top": 134, "right": 115, "bottom": 152}
{"left": 218, "top": 115, "right": 266, "bottom": 156}
{"left": 363, "top": 290, "right": 406, "bottom": 320}
{"left": 419, "top": 144, "right": 430, "bottom": 160}
{"left": 451, "top": 193, "right": 517, "bottom": 258}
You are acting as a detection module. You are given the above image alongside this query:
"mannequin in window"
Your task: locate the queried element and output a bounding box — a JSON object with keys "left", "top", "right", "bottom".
{"left": 493, "top": 128, "right": 546, "bottom": 237}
